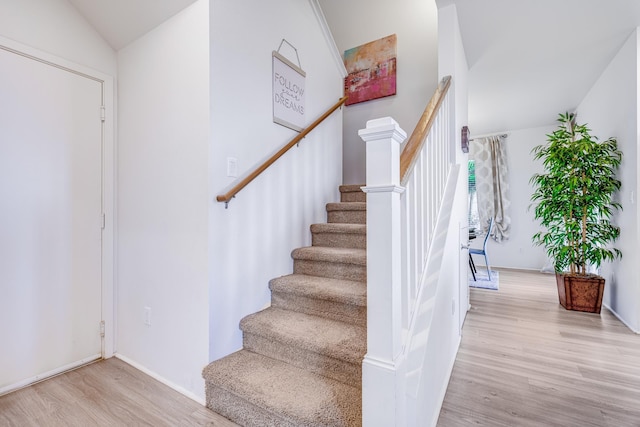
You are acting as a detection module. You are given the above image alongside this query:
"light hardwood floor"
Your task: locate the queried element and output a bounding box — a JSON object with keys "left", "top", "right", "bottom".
{"left": 0, "top": 358, "right": 238, "bottom": 426}
{"left": 438, "top": 269, "right": 640, "bottom": 427}
{"left": 3, "top": 270, "right": 638, "bottom": 427}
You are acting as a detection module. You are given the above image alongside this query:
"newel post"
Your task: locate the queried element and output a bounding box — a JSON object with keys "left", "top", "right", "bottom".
{"left": 359, "top": 117, "right": 406, "bottom": 426}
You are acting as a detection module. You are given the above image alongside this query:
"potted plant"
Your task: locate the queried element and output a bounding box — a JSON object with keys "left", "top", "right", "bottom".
{"left": 530, "top": 112, "right": 622, "bottom": 313}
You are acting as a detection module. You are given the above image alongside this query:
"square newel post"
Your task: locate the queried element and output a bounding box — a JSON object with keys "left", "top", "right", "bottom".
{"left": 359, "top": 117, "right": 407, "bottom": 426}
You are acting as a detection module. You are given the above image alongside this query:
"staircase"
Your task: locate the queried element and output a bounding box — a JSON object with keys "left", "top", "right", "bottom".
{"left": 202, "top": 185, "right": 367, "bottom": 426}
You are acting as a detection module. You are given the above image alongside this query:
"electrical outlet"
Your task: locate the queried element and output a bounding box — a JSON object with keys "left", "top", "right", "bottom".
{"left": 144, "top": 306, "right": 151, "bottom": 326}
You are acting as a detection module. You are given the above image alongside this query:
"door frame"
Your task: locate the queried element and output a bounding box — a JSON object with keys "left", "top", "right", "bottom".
{"left": 0, "top": 36, "right": 116, "bottom": 359}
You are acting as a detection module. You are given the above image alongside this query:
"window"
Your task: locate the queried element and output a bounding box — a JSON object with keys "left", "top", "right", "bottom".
{"left": 468, "top": 160, "right": 480, "bottom": 232}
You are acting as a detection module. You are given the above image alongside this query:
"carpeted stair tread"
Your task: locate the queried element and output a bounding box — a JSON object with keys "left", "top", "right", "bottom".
{"left": 240, "top": 307, "right": 366, "bottom": 364}
{"left": 339, "top": 184, "right": 364, "bottom": 193}
{"left": 310, "top": 223, "right": 366, "bottom": 235}
{"left": 293, "top": 247, "right": 366, "bottom": 281}
{"left": 311, "top": 223, "right": 366, "bottom": 249}
{"left": 270, "top": 274, "right": 366, "bottom": 306}
{"left": 292, "top": 246, "right": 366, "bottom": 266}
{"left": 326, "top": 202, "right": 366, "bottom": 225}
{"left": 326, "top": 202, "right": 366, "bottom": 212}
{"left": 339, "top": 185, "right": 366, "bottom": 203}
{"left": 202, "top": 350, "right": 361, "bottom": 427}
{"left": 270, "top": 274, "right": 366, "bottom": 326}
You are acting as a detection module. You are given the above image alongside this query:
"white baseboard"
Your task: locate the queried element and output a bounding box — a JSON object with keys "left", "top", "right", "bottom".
{"left": 114, "top": 354, "right": 205, "bottom": 405}
{"left": 481, "top": 265, "right": 545, "bottom": 273}
{"left": 0, "top": 354, "right": 101, "bottom": 397}
{"left": 603, "top": 303, "right": 640, "bottom": 334}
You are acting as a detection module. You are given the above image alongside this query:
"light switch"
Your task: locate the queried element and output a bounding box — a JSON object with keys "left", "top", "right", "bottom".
{"left": 227, "top": 157, "right": 238, "bottom": 177}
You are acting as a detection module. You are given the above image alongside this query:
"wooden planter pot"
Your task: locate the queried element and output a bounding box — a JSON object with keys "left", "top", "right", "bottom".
{"left": 555, "top": 273, "right": 605, "bottom": 314}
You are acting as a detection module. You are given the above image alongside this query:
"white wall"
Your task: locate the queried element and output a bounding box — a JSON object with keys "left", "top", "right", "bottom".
{"left": 0, "top": 0, "right": 116, "bottom": 75}
{"left": 318, "top": 0, "right": 439, "bottom": 184}
{"left": 482, "top": 125, "right": 555, "bottom": 271}
{"left": 209, "top": 0, "right": 345, "bottom": 361}
{"left": 576, "top": 29, "right": 639, "bottom": 332}
{"left": 116, "top": 0, "right": 210, "bottom": 401}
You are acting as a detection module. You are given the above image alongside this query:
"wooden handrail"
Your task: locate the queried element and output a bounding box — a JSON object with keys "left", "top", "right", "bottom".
{"left": 399, "top": 76, "right": 452, "bottom": 184}
{"left": 217, "top": 96, "right": 348, "bottom": 205}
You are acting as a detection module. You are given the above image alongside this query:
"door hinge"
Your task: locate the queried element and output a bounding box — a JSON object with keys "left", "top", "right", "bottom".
{"left": 100, "top": 106, "right": 106, "bottom": 122}
{"left": 101, "top": 213, "right": 106, "bottom": 229}
{"left": 100, "top": 321, "right": 105, "bottom": 338}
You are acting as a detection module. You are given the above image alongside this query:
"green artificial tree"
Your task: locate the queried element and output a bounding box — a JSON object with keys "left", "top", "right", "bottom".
{"left": 530, "top": 112, "right": 622, "bottom": 312}
{"left": 531, "top": 112, "right": 622, "bottom": 274}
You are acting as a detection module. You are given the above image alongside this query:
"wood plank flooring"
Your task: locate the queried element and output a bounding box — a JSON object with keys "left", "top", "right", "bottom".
{"left": 0, "top": 357, "right": 238, "bottom": 426}
{"left": 438, "top": 269, "right": 640, "bottom": 427}
{"left": 3, "top": 270, "right": 638, "bottom": 426}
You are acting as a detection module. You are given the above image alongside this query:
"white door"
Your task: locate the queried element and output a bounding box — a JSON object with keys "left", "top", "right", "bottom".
{"left": 0, "top": 47, "right": 103, "bottom": 392}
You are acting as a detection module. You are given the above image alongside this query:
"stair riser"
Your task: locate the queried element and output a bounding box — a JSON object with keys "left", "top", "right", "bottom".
{"left": 205, "top": 384, "right": 296, "bottom": 427}
{"left": 340, "top": 192, "right": 366, "bottom": 203}
{"left": 327, "top": 210, "right": 366, "bottom": 225}
{"left": 294, "top": 259, "right": 366, "bottom": 282}
{"left": 243, "top": 334, "right": 361, "bottom": 387}
{"left": 271, "top": 292, "right": 366, "bottom": 327}
{"left": 312, "top": 232, "right": 366, "bottom": 249}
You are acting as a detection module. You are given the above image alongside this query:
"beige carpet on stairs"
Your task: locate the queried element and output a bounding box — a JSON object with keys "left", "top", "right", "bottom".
{"left": 202, "top": 185, "right": 367, "bottom": 427}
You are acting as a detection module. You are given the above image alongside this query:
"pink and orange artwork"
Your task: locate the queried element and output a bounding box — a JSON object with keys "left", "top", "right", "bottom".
{"left": 344, "top": 34, "right": 397, "bottom": 106}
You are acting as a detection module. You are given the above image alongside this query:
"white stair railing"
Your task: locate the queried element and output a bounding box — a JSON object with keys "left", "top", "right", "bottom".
{"left": 360, "top": 76, "right": 456, "bottom": 426}
{"left": 401, "top": 86, "right": 451, "bottom": 329}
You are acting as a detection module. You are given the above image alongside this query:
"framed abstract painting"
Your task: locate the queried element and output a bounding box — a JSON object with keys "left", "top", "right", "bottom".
{"left": 344, "top": 34, "right": 397, "bottom": 106}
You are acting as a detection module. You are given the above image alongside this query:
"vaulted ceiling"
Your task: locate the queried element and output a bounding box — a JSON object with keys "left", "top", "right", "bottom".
{"left": 67, "top": 0, "right": 640, "bottom": 136}
{"left": 440, "top": 0, "right": 640, "bottom": 135}
{"left": 67, "top": 0, "right": 197, "bottom": 50}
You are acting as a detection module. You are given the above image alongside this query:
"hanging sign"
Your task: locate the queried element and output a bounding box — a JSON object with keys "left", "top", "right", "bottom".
{"left": 272, "top": 43, "right": 306, "bottom": 132}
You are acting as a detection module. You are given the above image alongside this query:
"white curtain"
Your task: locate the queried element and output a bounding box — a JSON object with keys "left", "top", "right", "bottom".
{"left": 470, "top": 135, "right": 511, "bottom": 242}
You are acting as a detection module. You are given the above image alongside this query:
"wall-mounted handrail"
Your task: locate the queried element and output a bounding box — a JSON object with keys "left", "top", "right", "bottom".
{"left": 399, "top": 76, "right": 451, "bottom": 185}
{"left": 216, "top": 96, "right": 348, "bottom": 206}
